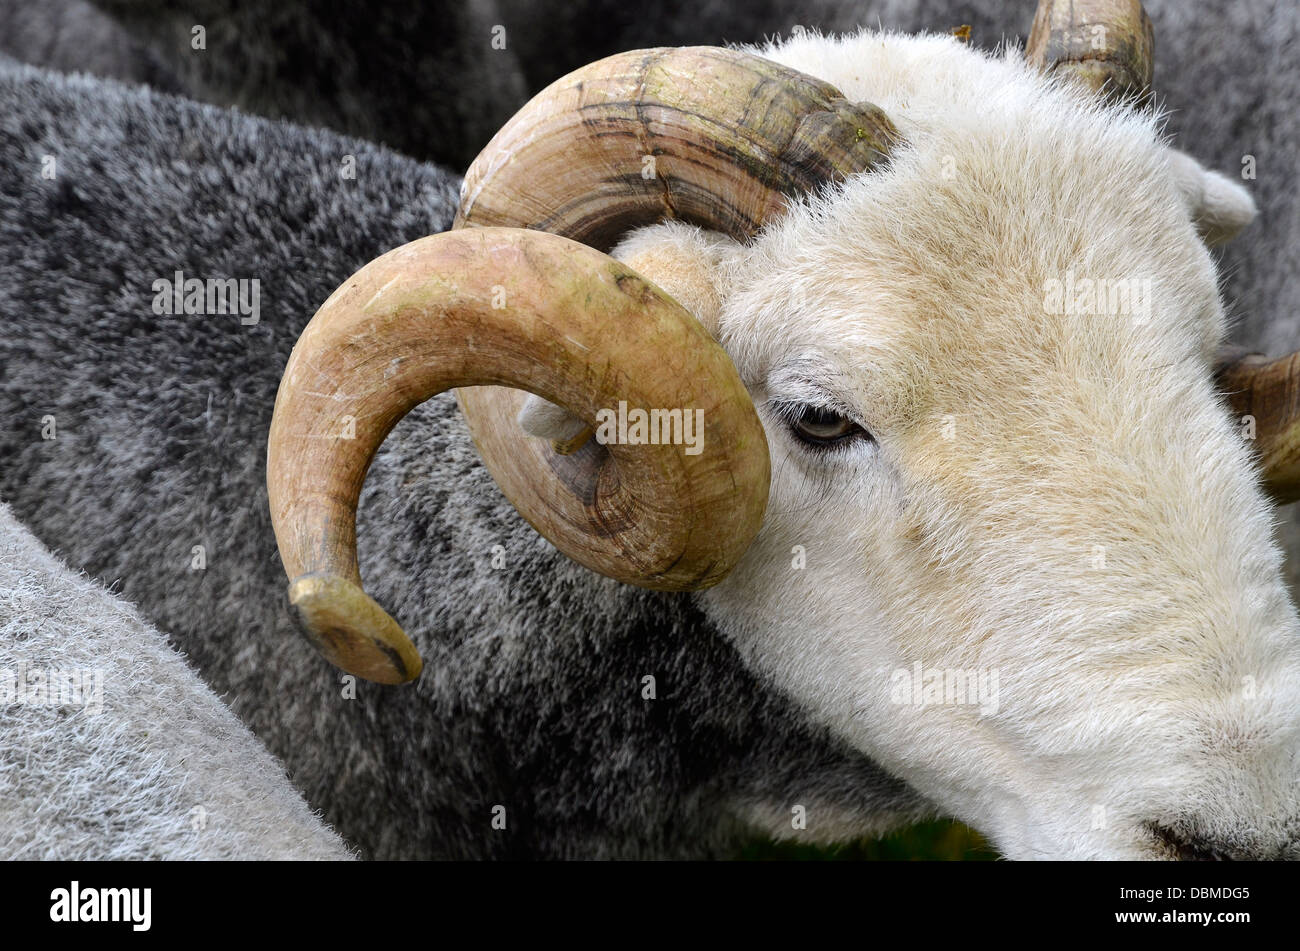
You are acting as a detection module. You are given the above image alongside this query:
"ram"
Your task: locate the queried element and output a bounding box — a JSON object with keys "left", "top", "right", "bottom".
{"left": 3, "top": 0, "right": 1299, "bottom": 860}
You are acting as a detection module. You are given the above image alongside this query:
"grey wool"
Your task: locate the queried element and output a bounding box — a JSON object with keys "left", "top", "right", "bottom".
{"left": 0, "top": 58, "right": 930, "bottom": 859}
{"left": 0, "top": 503, "right": 353, "bottom": 860}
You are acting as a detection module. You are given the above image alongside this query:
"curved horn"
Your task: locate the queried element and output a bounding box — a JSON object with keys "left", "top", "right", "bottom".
{"left": 270, "top": 46, "right": 900, "bottom": 683}
{"left": 453, "top": 45, "right": 898, "bottom": 580}
{"left": 455, "top": 46, "right": 898, "bottom": 247}
{"left": 268, "top": 228, "right": 769, "bottom": 683}
{"left": 1026, "top": 0, "right": 1154, "bottom": 105}
{"left": 1216, "top": 350, "right": 1300, "bottom": 504}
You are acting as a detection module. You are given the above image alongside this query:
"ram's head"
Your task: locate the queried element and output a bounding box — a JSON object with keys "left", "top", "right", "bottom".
{"left": 266, "top": 0, "right": 1300, "bottom": 859}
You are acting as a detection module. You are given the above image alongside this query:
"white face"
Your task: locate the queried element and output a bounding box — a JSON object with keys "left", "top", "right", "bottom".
{"left": 615, "top": 34, "right": 1300, "bottom": 859}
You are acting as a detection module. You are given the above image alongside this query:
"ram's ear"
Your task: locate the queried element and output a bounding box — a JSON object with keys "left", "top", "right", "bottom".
{"left": 1166, "top": 148, "right": 1257, "bottom": 246}
{"left": 518, "top": 222, "right": 740, "bottom": 442}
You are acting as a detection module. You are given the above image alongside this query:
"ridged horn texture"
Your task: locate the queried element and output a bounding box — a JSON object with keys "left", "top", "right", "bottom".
{"left": 1216, "top": 350, "right": 1300, "bottom": 504}
{"left": 1025, "top": 0, "right": 1154, "bottom": 105}
{"left": 453, "top": 45, "right": 896, "bottom": 594}
{"left": 454, "top": 46, "right": 898, "bottom": 248}
{"left": 268, "top": 228, "right": 769, "bottom": 683}
{"left": 269, "top": 46, "right": 899, "bottom": 682}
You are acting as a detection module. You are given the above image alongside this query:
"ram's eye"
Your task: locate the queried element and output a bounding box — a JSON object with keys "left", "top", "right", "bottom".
{"left": 786, "top": 404, "right": 870, "bottom": 447}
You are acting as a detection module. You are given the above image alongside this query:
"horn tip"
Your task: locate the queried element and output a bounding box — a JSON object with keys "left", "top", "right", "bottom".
{"left": 287, "top": 573, "right": 423, "bottom": 685}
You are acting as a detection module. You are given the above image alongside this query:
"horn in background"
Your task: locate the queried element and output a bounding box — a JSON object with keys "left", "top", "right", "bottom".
{"left": 1217, "top": 351, "right": 1300, "bottom": 505}
{"left": 1026, "top": 0, "right": 1154, "bottom": 105}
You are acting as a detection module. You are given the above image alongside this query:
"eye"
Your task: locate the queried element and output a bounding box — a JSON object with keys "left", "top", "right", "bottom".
{"left": 781, "top": 403, "right": 871, "bottom": 449}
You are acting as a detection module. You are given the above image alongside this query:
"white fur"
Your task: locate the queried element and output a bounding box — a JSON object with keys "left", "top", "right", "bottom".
{"left": 608, "top": 30, "right": 1297, "bottom": 859}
